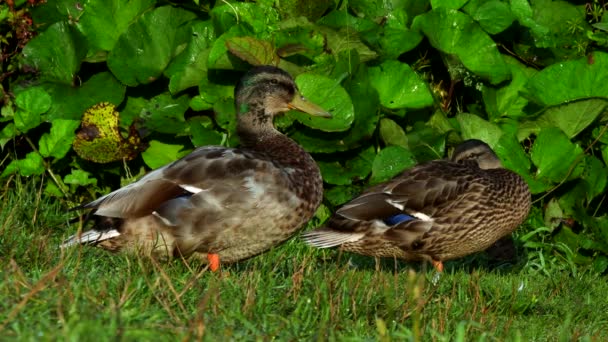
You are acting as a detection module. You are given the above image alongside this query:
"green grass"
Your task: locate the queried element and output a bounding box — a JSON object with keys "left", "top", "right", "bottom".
{"left": 1, "top": 178, "right": 607, "bottom": 341}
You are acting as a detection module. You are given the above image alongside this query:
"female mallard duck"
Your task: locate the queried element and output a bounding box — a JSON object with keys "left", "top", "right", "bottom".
{"left": 302, "top": 139, "right": 531, "bottom": 271}
{"left": 62, "top": 66, "right": 331, "bottom": 271}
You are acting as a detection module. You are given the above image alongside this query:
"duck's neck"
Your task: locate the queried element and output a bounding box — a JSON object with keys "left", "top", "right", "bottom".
{"left": 236, "top": 105, "right": 323, "bottom": 206}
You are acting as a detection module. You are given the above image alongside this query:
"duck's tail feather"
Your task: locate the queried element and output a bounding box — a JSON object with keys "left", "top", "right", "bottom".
{"left": 60, "top": 229, "right": 121, "bottom": 248}
{"left": 301, "top": 228, "right": 365, "bottom": 248}
{"left": 60, "top": 216, "right": 123, "bottom": 248}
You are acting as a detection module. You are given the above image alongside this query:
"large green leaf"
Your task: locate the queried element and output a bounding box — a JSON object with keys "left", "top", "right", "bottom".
{"left": 107, "top": 6, "right": 197, "bottom": 86}
{"left": 531, "top": 127, "right": 584, "bottom": 184}
{"left": 21, "top": 21, "right": 87, "bottom": 85}
{"left": 457, "top": 113, "right": 503, "bottom": 148}
{"left": 318, "top": 146, "right": 375, "bottom": 185}
{"left": 412, "top": 8, "right": 510, "bottom": 84}
{"left": 141, "top": 140, "right": 189, "bottom": 169}
{"left": 290, "top": 66, "right": 380, "bottom": 153}
{"left": 44, "top": 72, "right": 126, "bottom": 121}
{"left": 290, "top": 73, "right": 354, "bottom": 132}
{"left": 15, "top": 86, "right": 52, "bottom": 116}
{"left": 78, "top": 0, "right": 156, "bottom": 52}
{"left": 431, "top": 0, "right": 468, "bottom": 9}
{"left": 1, "top": 152, "right": 45, "bottom": 178}
{"left": 494, "top": 133, "right": 530, "bottom": 177}
{"left": 540, "top": 99, "right": 608, "bottom": 139}
{"left": 370, "top": 146, "right": 417, "bottom": 184}
{"left": 189, "top": 116, "right": 224, "bottom": 147}
{"left": 526, "top": 52, "right": 608, "bottom": 107}
{"left": 368, "top": 60, "right": 433, "bottom": 109}
{"left": 580, "top": 155, "right": 608, "bottom": 203}
{"left": 359, "top": 9, "right": 423, "bottom": 59}
{"left": 39, "top": 119, "right": 80, "bottom": 159}
{"left": 482, "top": 55, "right": 537, "bottom": 121}
{"left": 471, "top": 0, "right": 515, "bottom": 34}
{"left": 165, "top": 21, "right": 216, "bottom": 94}
{"left": 379, "top": 118, "right": 408, "bottom": 148}
{"left": 138, "top": 93, "right": 190, "bottom": 135}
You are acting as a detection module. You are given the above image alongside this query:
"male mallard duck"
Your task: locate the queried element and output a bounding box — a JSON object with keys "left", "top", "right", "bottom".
{"left": 302, "top": 139, "right": 531, "bottom": 271}
{"left": 62, "top": 66, "right": 332, "bottom": 271}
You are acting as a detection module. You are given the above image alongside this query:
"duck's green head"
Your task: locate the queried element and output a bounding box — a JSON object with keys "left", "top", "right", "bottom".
{"left": 451, "top": 139, "right": 502, "bottom": 169}
{"left": 235, "top": 66, "right": 332, "bottom": 119}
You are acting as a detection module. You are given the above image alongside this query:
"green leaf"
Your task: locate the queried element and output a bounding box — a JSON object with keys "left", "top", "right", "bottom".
{"left": 0, "top": 123, "right": 18, "bottom": 149}
{"left": 139, "top": 93, "right": 190, "bottom": 135}
{"left": 64, "top": 169, "right": 97, "bottom": 187}
{"left": 214, "top": 97, "right": 239, "bottom": 147}
{"left": 21, "top": 21, "right": 87, "bottom": 84}
{"left": 318, "top": 146, "right": 375, "bottom": 185}
{"left": 494, "top": 133, "right": 530, "bottom": 178}
{"left": 431, "top": 0, "right": 468, "bottom": 10}
{"left": 189, "top": 116, "right": 224, "bottom": 147}
{"left": 165, "top": 21, "right": 216, "bottom": 95}
{"left": 107, "top": 6, "right": 197, "bottom": 86}
{"left": 540, "top": 99, "right": 608, "bottom": 139}
{"left": 78, "top": 0, "right": 156, "bottom": 52}
{"left": 370, "top": 146, "right": 417, "bottom": 184}
{"left": 526, "top": 52, "right": 608, "bottom": 107}
{"left": 522, "top": 0, "right": 588, "bottom": 53}
{"left": 412, "top": 8, "right": 510, "bottom": 84}
{"left": 379, "top": 118, "right": 408, "bottom": 148}
{"left": 290, "top": 66, "right": 380, "bottom": 153}
{"left": 510, "top": 0, "right": 551, "bottom": 47}
{"left": 581, "top": 155, "right": 608, "bottom": 203}
{"left": 406, "top": 123, "right": 446, "bottom": 162}
{"left": 13, "top": 110, "right": 41, "bottom": 133}
{"left": 141, "top": 140, "right": 188, "bottom": 169}
{"left": 457, "top": 113, "right": 503, "bottom": 148}
{"left": 39, "top": 119, "right": 80, "bottom": 159}
{"left": 359, "top": 10, "right": 423, "bottom": 59}
{"left": 1, "top": 152, "right": 45, "bottom": 178}
{"left": 368, "top": 60, "right": 433, "bottom": 109}
{"left": 211, "top": 2, "right": 279, "bottom": 35}
{"left": 29, "top": 0, "right": 84, "bottom": 29}
{"left": 276, "top": 0, "right": 330, "bottom": 21}
{"left": 207, "top": 25, "right": 253, "bottom": 70}
{"left": 324, "top": 185, "right": 364, "bottom": 207}
{"left": 44, "top": 72, "right": 126, "bottom": 121}
{"left": 349, "top": 0, "right": 407, "bottom": 19}
{"left": 317, "top": 10, "right": 376, "bottom": 33}
{"left": 530, "top": 127, "right": 584, "bottom": 184}
{"left": 290, "top": 73, "right": 354, "bottom": 132}
{"left": 482, "top": 55, "right": 536, "bottom": 121}
{"left": 15, "top": 86, "right": 52, "bottom": 115}
{"left": 471, "top": 0, "right": 514, "bottom": 34}
{"left": 226, "top": 36, "right": 279, "bottom": 66}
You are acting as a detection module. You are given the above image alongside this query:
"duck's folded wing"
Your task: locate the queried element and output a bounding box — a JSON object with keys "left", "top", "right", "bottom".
{"left": 76, "top": 146, "right": 273, "bottom": 219}
{"left": 336, "top": 162, "right": 468, "bottom": 222}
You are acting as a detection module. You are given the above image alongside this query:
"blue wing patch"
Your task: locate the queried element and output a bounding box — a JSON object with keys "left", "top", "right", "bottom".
{"left": 383, "top": 213, "right": 415, "bottom": 225}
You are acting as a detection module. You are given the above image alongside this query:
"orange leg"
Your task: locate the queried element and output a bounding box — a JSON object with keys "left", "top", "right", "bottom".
{"left": 207, "top": 253, "right": 220, "bottom": 272}
{"left": 432, "top": 259, "right": 444, "bottom": 272}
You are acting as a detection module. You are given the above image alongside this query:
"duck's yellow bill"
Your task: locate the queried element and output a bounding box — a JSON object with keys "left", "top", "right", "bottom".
{"left": 288, "top": 94, "right": 332, "bottom": 118}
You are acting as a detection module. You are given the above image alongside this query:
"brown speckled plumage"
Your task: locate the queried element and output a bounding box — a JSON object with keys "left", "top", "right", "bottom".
{"left": 302, "top": 140, "right": 531, "bottom": 268}
{"left": 62, "top": 66, "right": 331, "bottom": 267}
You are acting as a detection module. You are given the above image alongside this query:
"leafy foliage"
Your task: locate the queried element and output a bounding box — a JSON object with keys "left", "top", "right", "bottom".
{"left": 1, "top": 0, "right": 608, "bottom": 274}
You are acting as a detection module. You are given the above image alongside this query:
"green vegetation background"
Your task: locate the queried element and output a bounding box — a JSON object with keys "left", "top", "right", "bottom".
{"left": 1, "top": 0, "right": 608, "bottom": 340}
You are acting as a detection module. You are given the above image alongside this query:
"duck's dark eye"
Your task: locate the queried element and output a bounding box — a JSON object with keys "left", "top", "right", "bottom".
{"left": 269, "top": 79, "right": 279, "bottom": 85}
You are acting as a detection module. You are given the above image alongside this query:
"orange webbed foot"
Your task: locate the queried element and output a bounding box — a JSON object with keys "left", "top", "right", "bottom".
{"left": 207, "top": 253, "right": 220, "bottom": 272}
{"left": 432, "top": 259, "right": 444, "bottom": 272}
